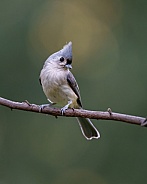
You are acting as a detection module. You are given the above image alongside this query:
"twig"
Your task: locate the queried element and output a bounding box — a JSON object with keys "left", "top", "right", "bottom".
{"left": 0, "top": 97, "right": 146, "bottom": 126}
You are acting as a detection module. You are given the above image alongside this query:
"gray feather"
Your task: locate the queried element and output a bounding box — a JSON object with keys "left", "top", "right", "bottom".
{"left": 77, "top": 117, "right": 100, "bottom": 140}
{"left": 47, "top": 42, "right": 72, "bottom": 61}
{"left": 67, "top": 72, "right": 82, "bottom": 108}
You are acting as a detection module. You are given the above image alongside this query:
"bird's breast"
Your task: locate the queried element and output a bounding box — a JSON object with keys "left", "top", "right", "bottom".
{"left": 40, "top": 68, "right": 77, "bottom": 106}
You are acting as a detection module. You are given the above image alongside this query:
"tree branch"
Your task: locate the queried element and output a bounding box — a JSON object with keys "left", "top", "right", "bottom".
{"left": 0, "top": 97, "right": 146, "bottom": 126}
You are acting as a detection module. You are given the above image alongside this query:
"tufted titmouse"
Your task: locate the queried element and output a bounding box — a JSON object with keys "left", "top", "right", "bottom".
{"left": 39, "top": 42, "right": 100, "bottom": 140}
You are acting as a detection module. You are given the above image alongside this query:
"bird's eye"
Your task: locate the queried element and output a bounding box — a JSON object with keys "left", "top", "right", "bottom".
{"left": 60, "top": 57, "right": 64, "bottom": 62}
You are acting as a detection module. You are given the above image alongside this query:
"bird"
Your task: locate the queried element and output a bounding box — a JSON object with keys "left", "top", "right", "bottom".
{"left": 39, "top": 42, "right": 100, "bottom": 140}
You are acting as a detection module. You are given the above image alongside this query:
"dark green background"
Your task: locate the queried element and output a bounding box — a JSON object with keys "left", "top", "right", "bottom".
{"left": 0, "top": 0, "right": 147, "bottom": 183}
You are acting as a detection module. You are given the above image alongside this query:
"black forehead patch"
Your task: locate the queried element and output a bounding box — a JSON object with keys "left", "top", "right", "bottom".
{"left": 66, "top": 59, "right": 72, "bottom": 64}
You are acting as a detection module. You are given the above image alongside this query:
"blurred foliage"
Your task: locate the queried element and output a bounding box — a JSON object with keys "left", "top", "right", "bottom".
{"left": 0, "top": 0, "right": 147, "bottom": 183}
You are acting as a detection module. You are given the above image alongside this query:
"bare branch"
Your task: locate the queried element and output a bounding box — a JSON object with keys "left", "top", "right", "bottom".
{"left": 0, "top": 97, "right": 146, "bottom": 126}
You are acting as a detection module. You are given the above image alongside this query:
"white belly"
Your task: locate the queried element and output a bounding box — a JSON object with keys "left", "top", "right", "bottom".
{"left": 40, "top": 68, "right": 78, "bottom": 107}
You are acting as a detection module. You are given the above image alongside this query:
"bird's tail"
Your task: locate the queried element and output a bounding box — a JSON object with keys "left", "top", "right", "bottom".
{"left": 76, "top": 117, "right": 100, "bottom": 140}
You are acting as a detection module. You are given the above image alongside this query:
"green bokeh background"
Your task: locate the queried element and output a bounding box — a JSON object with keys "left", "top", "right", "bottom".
{"left": 0, "top": 0, "right": 147, "bottom": 183}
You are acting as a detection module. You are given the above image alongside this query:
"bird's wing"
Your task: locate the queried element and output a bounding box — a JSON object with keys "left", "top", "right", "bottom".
{"left": 67, "top": 71, "right": 82, "bottom": 108}
{"left": 39, "top": 77, "right": 42, "bottom": 85}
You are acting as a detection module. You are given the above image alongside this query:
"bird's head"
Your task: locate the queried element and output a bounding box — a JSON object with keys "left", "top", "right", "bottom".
{"left": 45, "top": 42, "right": 72, "bottom": 70}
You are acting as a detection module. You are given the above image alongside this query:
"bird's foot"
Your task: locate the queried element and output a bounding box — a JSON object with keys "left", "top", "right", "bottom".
{"left": 61, "top": 101, "right": 72, "bottom": 115}
{"left": 61, "top": 105, "right": 69, "bottom": 115}
{"left": 39, "top": 104, "right": 50, "bottom": 112}
{"left": 39, "top": 102, "right": 56, "bottom": 112}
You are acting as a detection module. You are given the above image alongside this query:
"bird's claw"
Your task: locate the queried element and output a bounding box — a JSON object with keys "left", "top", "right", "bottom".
{"left": 39, "top": 102, "right": 56, "bottom": 112}
{"left": 61, "top": 101, "right": 72, "bottom": 115}
{"left": 39, "top": 104, "right": 50, "bottom": 112}
{"left": 61, "top": 107, "right": 67, "bottom": 115}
